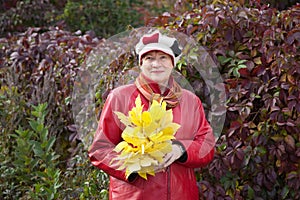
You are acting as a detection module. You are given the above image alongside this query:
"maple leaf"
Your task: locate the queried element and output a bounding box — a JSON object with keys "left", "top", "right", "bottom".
{"left": 113, "top": 95, "right": 181, "bottom": 179}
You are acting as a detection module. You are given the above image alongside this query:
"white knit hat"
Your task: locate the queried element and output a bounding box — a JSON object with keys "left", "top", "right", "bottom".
{"left": 135, "top": 31, "right": 182, "bottom": 66}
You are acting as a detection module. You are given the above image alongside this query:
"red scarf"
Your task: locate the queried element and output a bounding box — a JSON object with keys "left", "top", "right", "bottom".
{"left": 135, "top": 73, "right": 182, "bottom": 108}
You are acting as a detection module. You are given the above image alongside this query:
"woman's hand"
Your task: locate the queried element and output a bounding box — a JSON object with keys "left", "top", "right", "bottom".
{"left": 154, "top": 144, "right": 183, "bottom": 172}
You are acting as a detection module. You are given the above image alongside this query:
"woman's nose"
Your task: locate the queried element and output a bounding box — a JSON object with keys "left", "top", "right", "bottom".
{"left": 151, "top": 59, "right": 160, "bottom": 67}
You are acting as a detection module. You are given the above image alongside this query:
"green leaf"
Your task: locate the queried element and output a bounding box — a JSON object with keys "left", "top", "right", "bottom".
{"left": 45, "top": 136, "right": 56, "bottom": 153}
{"left": 29, "top": 120, "right": 42, "bottom": 132}
{"left": 233, "top": 68, "right": 241, "bottom": 77}
{"left": 281, "top": 185, "right": 289, "bottom": 199}
{"left": 40, "top": 128, "right": 48, "bottom": 143}
{"left": 218, "top": 56, "right": 232, "bottom": 65}
{"left": 255, "top": 146, "right": 267, "bottom": 155}
{"left": 51, "top": 154, "right": 60, "bottom": 161}
{"left": 31, "top": 103, "right": 48, "bottom": 119}
{"left": 247, "top": 186, "right": 255, "bottom": 199}
{"left": 64, "top": 96, "right": 71, "bottom": 105}
{"left": 14, "top": 128, "right": 31, "bottom": 138}
{"left": 237, "top": 64, "right": 247, "bottom": 69}
{"left": 237, "top": 59, "right": 247, "bottom": 64}
{"left": 30, "top": 141, "right": 44, "bottom": 158}
{"left": 217, "top": 143, "right": 227, "bottom": 151}
{"left": 34, "top": 183, "right": 43, "bottom": 193}
{"left": 228, "top": 60, "right": 236, "bottom": 67}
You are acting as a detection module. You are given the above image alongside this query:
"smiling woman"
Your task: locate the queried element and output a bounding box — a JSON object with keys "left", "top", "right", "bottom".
{"left": 88, "top": 30, "right": 216, "bottom": 200}
{"left": 140, "top": 51, "right": 173, "bottom": 93}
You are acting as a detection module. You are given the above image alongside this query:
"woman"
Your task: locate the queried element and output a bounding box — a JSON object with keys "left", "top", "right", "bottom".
{"left": 88, "top": 30, "right": 215, "bottom": 200}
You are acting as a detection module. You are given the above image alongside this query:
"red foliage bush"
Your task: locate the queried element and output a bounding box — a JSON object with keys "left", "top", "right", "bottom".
{"left": 1, "top": 1, "right": 299, "bottom": 199}
{"left": 0, "top": 27, "right": 100, "bottom": 157}
{"left": 148, "top": 2, "right": 300, "bottom": 199}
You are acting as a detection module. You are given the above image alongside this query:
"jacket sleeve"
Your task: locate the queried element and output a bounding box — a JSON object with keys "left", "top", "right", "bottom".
{"left": 88, "top": 92, "right": 130, "bottom": 182}
{"left": 176, "top": 97, "right": 216, "bottom": 168}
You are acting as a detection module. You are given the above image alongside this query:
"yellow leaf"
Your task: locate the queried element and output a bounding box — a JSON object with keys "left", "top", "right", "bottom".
{"left": 165, "top": 123, "right": 181, "bottom": 134}
{"left": 129, "top": 110, "right": 141, "bottom": 126}
{"left": 128, "top": 95, "right": 144, "bottom": 126}
{"left": 135, "top": 94, "right": 142, "bottom": 108}
{"left": 147, "top": 171, "right": 155, "bottom": 176}
{"left": 149, "top": 131, "right": 164, "bottom": 141}
{"left": 140, "top": 156, "right": 157, "bottom": 167}
{"left": 114, "top": 141, "right": 128, "bottom": 153}
{"left": 161, "top": 101, "right": 167, "bottom": 110}
{"left": 125, "top": 169, "right": 131, "bottom": 179}
{"left": 122, "top": 145, "right": 135, "bottom": 153}
{"left": 113, "top": 95, "right": 181, "bottom": 180}
{"left": 160, "top": 110, "right": 174, "bottom": 127}
{"left": 121, "top": 126, "right": 136, "bottom": 139}
{"left": 149, "top": 101, "right": 165, "bottom": 122}
{"left": 144, "top": 141, "right": 154, "bottom": 151}
{"left": 254, "top": 57, "right": 262, "bottom": 65}
{"left": 114, "top": 111, "right": 131, "bottom": 126}
{"left": 142, "top": 111, "right": 152, "bottom": 126}
{"left": 143, "top": 122, "right": 158, "bottom": 136}
{"left": 153, "top": 142, "right": 173, "bottom": 153}
{"left": 161, "top": 127, "right": 174, "bottom": 135}
{"left": 128, "top": 163, "right": 141, "bottom": 173}
{"left": 138, "top": 172, "right": 148, "bottom": 180}
{"left": 138, "top": 167, "right": 155, "bottom": 180}
{"left": 157, "top": 135, "right": 176, "bottom": 143}
{"left": 148, "top": 151, "right": 165, "bottom": 162}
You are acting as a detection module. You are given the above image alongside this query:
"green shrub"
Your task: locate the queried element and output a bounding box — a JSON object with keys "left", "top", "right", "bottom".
{"left": 57, "top": 144, "right": 109, "bottom": 199}
{"left": 0, "top": 26, "right": 110, "bottom": 199}
{"left": 0, "top": 85, "right": 29, "bottom": 198}
{"left": 60, "top": 0, "right": 145, "bottom": 38}
{"left": 0, "top": 0, "right": 60, "bottom": 36}
{"left": 1, "top": 103, "right": 61, "bottom": 199}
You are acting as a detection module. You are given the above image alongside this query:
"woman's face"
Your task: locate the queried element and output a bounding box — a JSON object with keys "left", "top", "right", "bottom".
{"left": 140, "top": 51, "right": 174, "bottom": 86}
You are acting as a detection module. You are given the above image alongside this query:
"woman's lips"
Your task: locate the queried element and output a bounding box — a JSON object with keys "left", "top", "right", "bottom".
{"left": 151, "top": 70, "right": 164, "bottom": 73}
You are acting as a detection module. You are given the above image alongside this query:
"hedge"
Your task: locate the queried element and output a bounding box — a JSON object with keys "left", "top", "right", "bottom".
{"left": 156, "top": 1, "right": 299, "bottom": 199}
{"left": 0, "top": 0, "right": 299, "bottom": 199}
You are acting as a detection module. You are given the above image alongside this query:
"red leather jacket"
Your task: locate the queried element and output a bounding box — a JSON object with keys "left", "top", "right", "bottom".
{"left": 88, "top": 83, "right": 215, "bottom": 200}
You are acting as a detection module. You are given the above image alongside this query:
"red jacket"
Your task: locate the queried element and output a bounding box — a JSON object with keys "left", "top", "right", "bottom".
{"left": 88, "top": 83, "right": 215, "bottom": 200}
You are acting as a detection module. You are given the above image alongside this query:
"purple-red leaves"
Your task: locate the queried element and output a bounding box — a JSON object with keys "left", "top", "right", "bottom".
{"left": 163, "top": 2, "right": 300, "bottom": 199}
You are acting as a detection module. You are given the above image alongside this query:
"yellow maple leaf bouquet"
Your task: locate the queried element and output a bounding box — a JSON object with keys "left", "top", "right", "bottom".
{"left": 113, "top": 95, "right": 181, "bottom": 180}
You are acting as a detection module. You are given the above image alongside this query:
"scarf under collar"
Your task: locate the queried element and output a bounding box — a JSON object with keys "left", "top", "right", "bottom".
{"left": 135, "top": 73, "right": 182, "bottom": 108}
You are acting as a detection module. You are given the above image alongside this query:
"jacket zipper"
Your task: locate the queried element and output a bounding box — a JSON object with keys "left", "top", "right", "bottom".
{"left": 167, "top": 166, "right": 171, "bottom": 200}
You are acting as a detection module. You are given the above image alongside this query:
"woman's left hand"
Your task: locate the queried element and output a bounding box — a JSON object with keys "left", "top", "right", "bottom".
{"left": 154, "top": 144, "right": 183, "bottom": 172}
